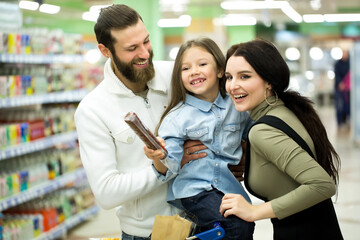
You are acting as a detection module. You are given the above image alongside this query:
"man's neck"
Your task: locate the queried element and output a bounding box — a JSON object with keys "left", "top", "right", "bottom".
{"left": 111, "top": 61, "right": 147, "bottom": 93}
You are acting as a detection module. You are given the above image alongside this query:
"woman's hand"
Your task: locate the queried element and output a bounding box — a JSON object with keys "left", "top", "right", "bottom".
{"left": 220, "top": 193, "right": 276, "bottom": 222}
{"left": 144, "top": 137, "right": 167, "bottom": 174}
{"left": 220, "top": 193, "right": 255, "bottom": 222}
{"left": 181, "top": 140, "right": 207, "bottom": 168}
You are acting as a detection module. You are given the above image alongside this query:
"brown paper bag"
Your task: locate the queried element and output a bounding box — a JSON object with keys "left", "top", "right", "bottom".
{"left": 151, "top": 214, "right": 193, "bottom": 240}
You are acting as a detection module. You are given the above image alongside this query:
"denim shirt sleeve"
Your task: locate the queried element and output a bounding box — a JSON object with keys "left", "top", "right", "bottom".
{"left": 157, "top": 114, "right": 186, "bottom": 177}
{"left": 151, "top": 164, "right": 175, "bottom": 182}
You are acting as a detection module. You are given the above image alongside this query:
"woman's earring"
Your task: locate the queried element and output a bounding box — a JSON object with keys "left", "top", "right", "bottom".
{"left": 264, "top": 88, "right": 278, "bottom": 106}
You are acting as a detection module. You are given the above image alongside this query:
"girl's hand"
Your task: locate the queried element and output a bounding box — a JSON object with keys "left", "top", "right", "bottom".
{"left": 144, "top": 137, "right": 167, "bottom": 174}
{"left": 144, "top": 137, "right": 166, "bottom": 161}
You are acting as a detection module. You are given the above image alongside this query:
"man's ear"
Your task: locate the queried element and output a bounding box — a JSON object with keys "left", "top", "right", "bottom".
{"left": 98, "top": 43, "right": 111, "bottom": 58}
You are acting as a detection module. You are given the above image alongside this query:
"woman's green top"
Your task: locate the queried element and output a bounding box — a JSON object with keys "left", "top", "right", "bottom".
{"left": 247, "top": 97, "right": 336, "bottom": 220}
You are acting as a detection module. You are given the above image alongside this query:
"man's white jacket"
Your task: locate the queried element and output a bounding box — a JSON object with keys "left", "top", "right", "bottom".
{"left": 74, "top": 59, "right": 178, "bottom": 237}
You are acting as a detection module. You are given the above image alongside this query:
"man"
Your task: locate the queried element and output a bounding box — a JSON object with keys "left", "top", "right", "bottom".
{"left": 74, "top": 4, "right": 206, "bottom": 239}
{"left": 334, "top": 49, "right": 350, "bottom": 130}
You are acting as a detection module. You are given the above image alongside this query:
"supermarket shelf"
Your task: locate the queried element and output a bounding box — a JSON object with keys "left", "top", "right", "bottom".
{"left": 0, "top": 131, "right": 78, "bottom": 161}
{"left": 0, "top": 168, "right": 87, "bottom": 212}
{"left": 0, "top": 53, "right": 84, "bottom": 64}
{"left": 0, "top": 88, "right": 88, "bottom": 108}
{"left": 33, "top": 204, "right": 100, "bottom": 240}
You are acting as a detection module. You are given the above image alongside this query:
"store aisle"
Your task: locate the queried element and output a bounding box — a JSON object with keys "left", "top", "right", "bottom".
{"left": 68, "top": 106, "right": 360, "bottom": 240}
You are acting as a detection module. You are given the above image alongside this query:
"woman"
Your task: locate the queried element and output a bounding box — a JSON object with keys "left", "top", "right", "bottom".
{"left": 220, "top": 39, "right": 343, "bottom": 239}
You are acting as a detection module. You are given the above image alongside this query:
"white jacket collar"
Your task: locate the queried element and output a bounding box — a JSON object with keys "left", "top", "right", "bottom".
{"left": 104, "top": 58, "right": 168, "bottom": 96}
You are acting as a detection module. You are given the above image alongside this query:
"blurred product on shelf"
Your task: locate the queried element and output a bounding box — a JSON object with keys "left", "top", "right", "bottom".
{"left": 0, "top": 23, "right": 102, "bottom": 240}
{"left": 0, "top": 105, "right": 77, "bottom": 149}
{"left": 0, "top": 147, "right": 81, "bottom": 199}
{"left": 1, "top": 28, "right": 82, "bottom": 55}
{"left": 1, "top": 185, "right": 95, "bottom": 239}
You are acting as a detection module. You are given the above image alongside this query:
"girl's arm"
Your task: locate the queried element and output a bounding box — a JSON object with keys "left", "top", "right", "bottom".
{"left": 144, "top": 138, "right": 208, "bottom": 175}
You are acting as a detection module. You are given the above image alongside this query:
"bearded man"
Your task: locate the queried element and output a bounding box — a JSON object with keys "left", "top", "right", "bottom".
{"left": 74, "top": 4, "right": 206, "bottom": 240}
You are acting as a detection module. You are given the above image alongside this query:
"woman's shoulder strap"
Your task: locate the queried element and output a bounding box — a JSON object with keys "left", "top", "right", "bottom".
{"left": 253, "top": 115, "right": 314, "bottom": 159}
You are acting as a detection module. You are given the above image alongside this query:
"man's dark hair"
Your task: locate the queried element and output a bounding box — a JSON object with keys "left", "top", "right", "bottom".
{"left": 94, "top": 4, "right": 143, "bottom": 53}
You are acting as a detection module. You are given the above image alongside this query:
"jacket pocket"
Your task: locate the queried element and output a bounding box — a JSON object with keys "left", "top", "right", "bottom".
{"left": 112, "top": 127, "right": 137, "bottom": 144}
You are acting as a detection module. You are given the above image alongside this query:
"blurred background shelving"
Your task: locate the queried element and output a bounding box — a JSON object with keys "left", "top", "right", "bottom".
{"left": 1, "top": 0, "right": 359, "bottom": 239}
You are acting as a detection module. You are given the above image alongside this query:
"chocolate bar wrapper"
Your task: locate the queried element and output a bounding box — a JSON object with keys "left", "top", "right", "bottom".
{"left": 124, "top": 112, "right": 168, "bottom": 157}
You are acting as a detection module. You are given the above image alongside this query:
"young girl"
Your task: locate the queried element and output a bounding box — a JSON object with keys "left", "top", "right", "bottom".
{"left": 145, "top": 37, "right": 254, "bottom": 239}
{"left": 220, "top": 39, "right": 343, "bottom": 239}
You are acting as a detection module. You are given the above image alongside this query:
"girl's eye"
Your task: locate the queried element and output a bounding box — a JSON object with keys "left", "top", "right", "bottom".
{"left": 241, "top": 75, "right": 250, "bottom": 80}
{"left": 200, "top": 63, "right": 207, "bottom": 66}
{"left": 182, "top": 67, "right": 189, "bottom": 71}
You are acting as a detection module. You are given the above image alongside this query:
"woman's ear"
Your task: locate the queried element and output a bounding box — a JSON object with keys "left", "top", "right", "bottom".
{"left": 98, "top": 43, "right": 111, "bottom": 58}
{"left": 265, "top": 82, "right": 272, "bottom": 91}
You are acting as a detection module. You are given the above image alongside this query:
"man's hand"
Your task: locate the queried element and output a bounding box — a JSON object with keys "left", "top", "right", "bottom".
{"left": 228, "top": 140, "right": 246, "bottom": 182}
{"left": 181, "top": 140, "right": 207, "bottom": 168}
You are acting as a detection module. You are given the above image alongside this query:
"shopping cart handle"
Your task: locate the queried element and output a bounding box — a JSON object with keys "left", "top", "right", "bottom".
{"left": 186, "top": 222, "right": 225, "bottom": 240}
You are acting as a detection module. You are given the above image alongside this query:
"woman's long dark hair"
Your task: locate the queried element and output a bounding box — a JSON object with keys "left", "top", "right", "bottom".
{"left": 155, "top": 37, "right": 226, "bottom": 135}
{"left": 226, "top": 39, "right": 340, "bottom": 185}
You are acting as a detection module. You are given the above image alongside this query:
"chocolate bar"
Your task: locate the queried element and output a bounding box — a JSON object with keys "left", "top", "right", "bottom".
{"left": 124, "top": 112, "right": 168, "bottom": 156}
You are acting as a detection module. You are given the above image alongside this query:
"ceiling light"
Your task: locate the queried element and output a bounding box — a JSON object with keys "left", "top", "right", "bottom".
{"left": 309, "top": 47, "right": 323, "bottom": 60}
{"left": 221, "top": 1, "right": 284, "bottom": 10}
{"left": 327, "top": 70, "right": 335, "bottom": 79}
{"left": 82, "top": 5, "right": 111, "bottom": 22}
{"left": 324, "top": 14, "right": 360, "bottom": 22}
{"left": 221, "top": 1, "right": 302, "bottom": 23}
{"left": 303, "top": 14, "right": 324, "bottom": 23}
{"left": 19, "top": 0, "right": 39, "bottom": 11}
{"left": 310, "top": 0, "right": 321, "bottom": 10}
{"left": 39, "top": 4, "right": 60, "bottom": 14}
{"left": 222, "top": 14, "right": 257, "bottom": 26}
{"left": 82, "top": 11, "right": 98, "bottom": 22}
{"left": 157, "top": 15, "right": 191, "bottom": 28}
{"left": 89, "top": 5, "right": 111, "bottom": 13}
{"left": 285, "top": 47, "right": 300, "bottom": 61}
{"left": 85, "top": 49, "right": 102, "bottom": 64}
{"left": 169, "top": 47, "right": 180, "bottom": 60}
{"left": 305, "top": 71, "right": 314, "bottom": 80}
{"left": 280, "top": 2, "right": 302, "bottom": 23}
{"left": 331, "top": 47, "right": 343, "bottom": 60}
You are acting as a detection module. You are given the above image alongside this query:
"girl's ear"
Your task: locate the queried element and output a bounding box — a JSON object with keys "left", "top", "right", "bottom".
{"left": 217, "top": 70, "right": 224, "bottom": 78}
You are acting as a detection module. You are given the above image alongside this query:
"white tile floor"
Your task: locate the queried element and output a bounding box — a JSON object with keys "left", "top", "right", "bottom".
{"left": 68, "top": 106, "right": 360, "bottom": 240}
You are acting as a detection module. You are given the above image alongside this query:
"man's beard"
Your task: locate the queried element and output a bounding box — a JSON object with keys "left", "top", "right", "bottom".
{"left": 113, "top": 50, "right": 155, "bottom": 84}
